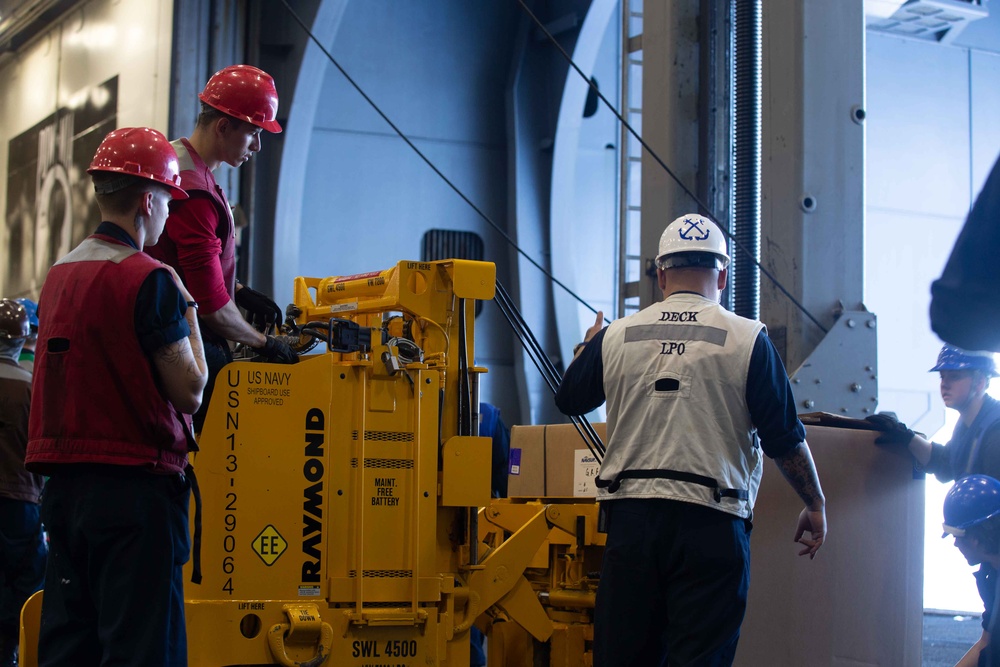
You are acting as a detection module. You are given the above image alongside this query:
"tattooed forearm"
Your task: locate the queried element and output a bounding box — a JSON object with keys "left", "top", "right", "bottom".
{"left": 153, "top": 336, "right": 209, "bottom": 414}
{"left": 774, "top": 443, "right": 825, "bottom": 509}
{"left": 157, "top": 340, "right": 184, "bottom": 367}
{"left": 185, "top": 335, "right": 207, "bottom": 382}
{"left": 183, "top": 312, "right": 208, "bottom": 381}
{"left": 157, "top": 339, "right": 203, "bottom": 384}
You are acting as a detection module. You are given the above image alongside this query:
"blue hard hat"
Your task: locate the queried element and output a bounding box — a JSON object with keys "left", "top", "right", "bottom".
{"left": 929, "top": 345, "right": 997, "bottom": 377}
{"left": 943, "top": 475, "right": 1000, "bottom": 537}
{"left": 13, "top": 298, "right": 37, "bottom": 331}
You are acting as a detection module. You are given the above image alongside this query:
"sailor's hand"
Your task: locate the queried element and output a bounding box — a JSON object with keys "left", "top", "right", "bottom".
{"left": 794, "top": 505, "right": 826, "bottom": 559}
{"left": 257, "top": 335, "right": 299, "bottom": 364}
{"left": 235, "top": 284, "right": 282, "bottom": 327}
{"left": 864, "top": 412, "right": 915, "bottom": 446}
{"left": 584, "top": 310, "right": 604, "bottom": 343}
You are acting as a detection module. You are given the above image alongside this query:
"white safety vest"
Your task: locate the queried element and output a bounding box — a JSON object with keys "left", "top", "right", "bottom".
{"left": 599, "top": 292, "right": 765, "bottom": 518}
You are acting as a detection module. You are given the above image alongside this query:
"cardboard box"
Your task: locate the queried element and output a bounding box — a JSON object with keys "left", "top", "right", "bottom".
{"left": 507, "top": 422, "right": 606, "bottom": 497}
{"left": 735, "top": 424, "right": 924, "bottom": 666}
{"left": 507, "top": 425, "right": 546, "bottom": 497}
{"left": 545, "top": 423, "right": 605, "bottom": 497}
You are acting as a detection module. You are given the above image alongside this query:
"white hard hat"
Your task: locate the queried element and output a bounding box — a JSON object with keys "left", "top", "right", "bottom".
{"left": 655, "top": 214, "right": 730, "bottom": 270}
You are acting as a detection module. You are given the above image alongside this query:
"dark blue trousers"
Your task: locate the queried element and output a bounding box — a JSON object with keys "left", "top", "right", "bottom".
{"left": 38, "top": 466, "right": 190, "bottom": 667}
{"left": 594, "top": 499, "right": 751, "bottom": 667}
{"left": 0, "top": 498, "right": 46, "bottom": 652}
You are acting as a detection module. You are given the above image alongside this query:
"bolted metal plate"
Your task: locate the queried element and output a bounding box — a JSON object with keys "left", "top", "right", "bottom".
{"left": 789, "top": 310, "right": 878, "bottom": 418}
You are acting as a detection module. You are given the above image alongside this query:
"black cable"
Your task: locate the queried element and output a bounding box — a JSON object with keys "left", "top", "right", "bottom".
{"left": 494, "top": 282, "right": 605, "bottom": 459}
{"left": 494, "top": 283, "right": 557, "bottom": 382}
{"left": 277, "top": 0, "right": 604, "bottom": 322}
{"left": 494, "top": 293, "right": 610, "bottom": 462}
{"left": 495, "top": 285, "right": 600, "bottom": 453}
{"left": 495, "top": 283, "right": 561, "bottom": 390}
{"left": 568, "top": 416, "right": 604, "bottom": 461}
{"left": 515, "top": 0, "right": 828, "bottom": 335}
{"left": 494, "top": 283, "right": 559, "bottom": 391}
{"left": 458, "top": 298, "right": 472, "bottom": 436}
{"left": 492, "top": 291, "right": 560, "bottom": 395}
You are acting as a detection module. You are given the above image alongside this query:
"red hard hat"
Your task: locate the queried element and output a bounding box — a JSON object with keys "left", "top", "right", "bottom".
{"left": 88, "top": 127, "right": 188, "bottom": 200}
{"left": 199, "top": 64, "right": 282, "bottom": 133}
{"left": 0, "top": 299, "right": 30, "bottom": 340}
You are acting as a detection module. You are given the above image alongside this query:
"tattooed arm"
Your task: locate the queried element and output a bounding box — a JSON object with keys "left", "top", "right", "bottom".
{"left": 745, "top": 332, "right": 827, "bottom": 558}
{"left": 773, "top": 442, "right": 827, "bottom": 559}
{"left": 153, "top": 317, "right": 208, "bottom": 414}
{"left": 152, "top": 267, "right": 209, "bottom": 414}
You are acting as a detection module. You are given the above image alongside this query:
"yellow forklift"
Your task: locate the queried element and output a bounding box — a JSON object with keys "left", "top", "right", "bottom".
{"left": 19, "top": 259, "right": 602, "bottom": 666}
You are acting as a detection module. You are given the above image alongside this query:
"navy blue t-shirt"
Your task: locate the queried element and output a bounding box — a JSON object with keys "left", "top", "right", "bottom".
{"left": 94, "top": 222, "right": 190, "bottom": 355}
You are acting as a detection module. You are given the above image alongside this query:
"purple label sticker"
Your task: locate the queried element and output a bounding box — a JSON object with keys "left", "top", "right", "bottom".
{"left": 509, "top": 448, "right": 522, "bottom": 475}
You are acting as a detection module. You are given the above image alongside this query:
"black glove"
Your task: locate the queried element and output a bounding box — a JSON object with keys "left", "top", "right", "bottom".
{"left": 257, "top": 335, "right": 299, "bottom": 364}
{"left": 235, "top": 285, "right": 282, "bottom": 327}
{"left": 863, "top": 412, "right": 915, "bottom": 446}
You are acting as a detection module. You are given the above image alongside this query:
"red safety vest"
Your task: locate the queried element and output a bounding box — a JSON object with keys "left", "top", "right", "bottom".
{"left": 26, "top": 234, "right": 189, "bottom": 474}
{"left": 148, "top": 138, "right": 237, "bottom": 303}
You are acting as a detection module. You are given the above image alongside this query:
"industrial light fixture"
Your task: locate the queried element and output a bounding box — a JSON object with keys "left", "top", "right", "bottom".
{"left": 866, "top": 0, "right": 988, "bottom": 43}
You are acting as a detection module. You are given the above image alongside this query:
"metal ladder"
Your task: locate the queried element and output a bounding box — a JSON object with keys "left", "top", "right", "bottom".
{"left": 617, "top": 0, "right": 644, "bottom": 319}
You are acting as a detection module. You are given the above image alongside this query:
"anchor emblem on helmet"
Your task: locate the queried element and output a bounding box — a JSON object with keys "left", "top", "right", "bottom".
{"left": 678, "top": 217, "right": 711, "bottom": 241}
